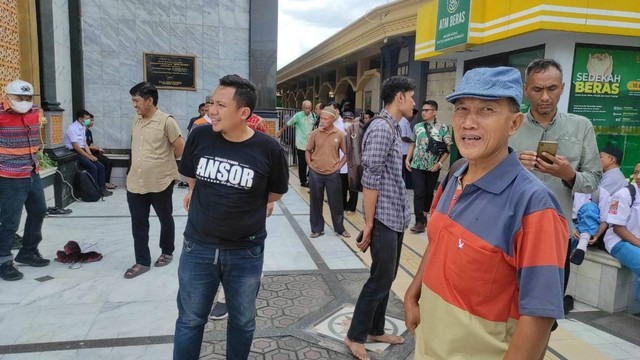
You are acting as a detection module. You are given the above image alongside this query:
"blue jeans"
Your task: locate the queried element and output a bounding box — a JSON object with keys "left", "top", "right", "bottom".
{"left": 610, "top": 241, "right": 640, "bottom": 301}
{"left": 0, "top": 171, "right": 47, "bottom": 264}
{"left": 347, "top": 219, "right": 403, "bottom": 343}
{"left": 173, "top": 238, "right": 264, "bottom": 360}
{"left": 77, "top": 154, "right": 106, "bottom": 190}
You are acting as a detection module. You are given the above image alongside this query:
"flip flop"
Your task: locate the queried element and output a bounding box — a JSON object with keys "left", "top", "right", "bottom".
{"left": 154, "top": 254, "right": 173, "bottom": 267}
{"left": 309, "top": 232, "right": 324, "bottom": 238}
{"left": 124, "top": 264, "right": 149, "bottom": 279}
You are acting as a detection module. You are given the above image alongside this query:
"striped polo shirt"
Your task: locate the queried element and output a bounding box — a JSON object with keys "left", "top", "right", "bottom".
{"left": 0, "top": 105, "right": 40, "bottom": 178}
{"left": 416, "top": 150, "right": 568, "bottom": 359}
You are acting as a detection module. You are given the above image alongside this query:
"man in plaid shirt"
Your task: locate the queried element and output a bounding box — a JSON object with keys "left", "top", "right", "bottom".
{"left": 345, "top": 76, "right": 413, "bottom": 360}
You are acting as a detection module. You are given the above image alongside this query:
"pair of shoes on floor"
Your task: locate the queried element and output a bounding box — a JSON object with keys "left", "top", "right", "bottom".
{"left": 309, "top": 231, "right": 324, "bottom": 238}
{"left": 105, "top": 183, "right": 118, "bottom": 190}
{"left": 410, "top": 222, "right": 425, "bottom": 234}
{"left": 0, "top": 261, "right": 23, "bottom": 281}
{"left": 209, "top": 302, "right": 228, "bottom": 320}
{"left": 102, "top": 189, "right": 113, "bottom": 197}
{"left": 47, "top": 206, "right": 72, "bottom": 216}
{"left": 570, "top": 249, "right": 586, "bottom": 265}
{"left": 15, "top": 250, "right": 50, "bottom": 267}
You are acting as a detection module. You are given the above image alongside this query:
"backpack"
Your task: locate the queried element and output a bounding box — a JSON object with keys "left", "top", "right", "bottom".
{"left": 345, "top": 116, "right": 395, "bottom": 192}
{"left": 627, "top": 183, "right": 637, "bottom": 204}
{"left": 73, "top": 170, "right": 102, "bottom": 202}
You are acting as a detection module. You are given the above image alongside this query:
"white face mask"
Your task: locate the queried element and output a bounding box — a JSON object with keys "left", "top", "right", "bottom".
{"left": 10, "top": 100, "right": 33, "bottom": 114}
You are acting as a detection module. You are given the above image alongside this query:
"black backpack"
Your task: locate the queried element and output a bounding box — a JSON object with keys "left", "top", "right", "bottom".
{"left": 73, "top": 170, "right": 102, "bottom": 202}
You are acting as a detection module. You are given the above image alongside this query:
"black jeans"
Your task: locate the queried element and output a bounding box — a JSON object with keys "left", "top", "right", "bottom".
{"left": 347, "top": 219, "right": 403, "bottom": 343}
{"left": 309, "top": 170, "right": 345, "bottom": 234}
{"left": 92, "top": 151, "right": 113, "bottom": 182}
{"left": 296, "top": 149, "right": 308, "bottom": 185}
{"left": 127, "top": 184, "right": 175, "bottom": 267}
{"left": 340, "top": 173, "right": 358, "bottom": 212}
{"left": 411, "top": 168, "right": 440, "bottom": 224}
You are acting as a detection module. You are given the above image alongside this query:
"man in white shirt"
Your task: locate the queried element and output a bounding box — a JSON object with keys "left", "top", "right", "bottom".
{"left": 63, "top": 110, "right": 111, "bottom": 197}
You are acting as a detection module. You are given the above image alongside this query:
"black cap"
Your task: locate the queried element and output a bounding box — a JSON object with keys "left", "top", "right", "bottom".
{"left": 343, "top": 111, "right": 355, "bottom": 119}
{"left": 601, "top": 145, "right": 623, "bottom": 164}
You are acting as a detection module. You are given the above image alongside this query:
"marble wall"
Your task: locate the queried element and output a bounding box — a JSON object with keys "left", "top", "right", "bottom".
{"left": 80, "top": 0, "right": 250, "bottom": 149}
{"left": 53, "top": 0, "right": 74, "bottom": 127}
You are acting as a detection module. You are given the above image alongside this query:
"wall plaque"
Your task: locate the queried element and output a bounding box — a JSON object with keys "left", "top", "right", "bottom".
{"left": 143, "top": 53, "right": 196, "bottom": 90}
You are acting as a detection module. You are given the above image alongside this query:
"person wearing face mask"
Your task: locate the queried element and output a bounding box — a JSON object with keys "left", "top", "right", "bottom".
{"left": 0, "top": 80, "right": 51, "bottom": 281}
{"left": 64, "top": 110, "right": 113, "bottom": 197}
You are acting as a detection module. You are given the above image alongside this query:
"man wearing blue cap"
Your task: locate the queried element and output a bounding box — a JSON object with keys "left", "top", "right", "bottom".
{"left": 510, "top": 59, "right": 602, "bottom": 314}
{"left": 404, "top": 67, "right": 568, "bottom": 359}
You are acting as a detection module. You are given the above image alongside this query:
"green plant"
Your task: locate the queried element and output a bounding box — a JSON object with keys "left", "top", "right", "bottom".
{"left": 38, "top": 150, "right": 57, "bottom": 169}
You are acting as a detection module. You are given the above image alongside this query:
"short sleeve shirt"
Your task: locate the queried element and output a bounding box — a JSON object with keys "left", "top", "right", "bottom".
{"left": 127, "top": 109, "right": 183, "bottom": 194}
{"left": 604, "top": 184, "right": 640, "bottom": 252}
{"left": 64, "top": 121, "right": 87, "bottom": 149}
{"left": 410, "top": 120, "right": 452, "bottom": 170}
{"left": 306, "top": 127, "right": 346, "bottom": 175}
{"left": 287, "top": 111, "right": 315, "bottom": 150}
{"left": 179, "top": 126, "right": 289, "bottom": 248}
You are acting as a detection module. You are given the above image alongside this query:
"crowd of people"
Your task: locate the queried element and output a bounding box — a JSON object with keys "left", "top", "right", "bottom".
{"left": 1, "top": 56, "right": 639, "bottom": 360}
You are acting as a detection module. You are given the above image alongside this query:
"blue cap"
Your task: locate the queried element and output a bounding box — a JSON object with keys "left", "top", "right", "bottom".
{"left": 446, "top": 67, "right": 523, "bottom": 106}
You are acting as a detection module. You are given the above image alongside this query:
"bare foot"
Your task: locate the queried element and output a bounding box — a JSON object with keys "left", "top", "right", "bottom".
{"left": 344, "top": 337, "right": 369, "bottom": 360}
{"left": 367, "top": 333, "right": 405, "bottom": 344}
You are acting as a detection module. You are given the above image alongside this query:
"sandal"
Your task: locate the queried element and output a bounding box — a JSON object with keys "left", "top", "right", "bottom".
{"left": 154, "top": 254, "right": 173, "bottom": 267}
{"left": 124, "top": 264, "right": 149, "bottom": 279}
{"left": 105, "top": 183, "right": 118, "bottom": 190}
{"left": 339, "top": 231, "right": 351, "bottom": 238}
{"left": 309, "top": 232, "right": 324, "bottom": 238}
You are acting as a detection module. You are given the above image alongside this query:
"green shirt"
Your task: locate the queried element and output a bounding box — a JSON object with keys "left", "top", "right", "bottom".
{"left": 509, "top": 110, "right": 602, "bottom": 229}
{"left": 287, "top": 111, "right": 316, "bottom": 150}
{"left": 410, "top": 121, "right": 452, "bottom": 170}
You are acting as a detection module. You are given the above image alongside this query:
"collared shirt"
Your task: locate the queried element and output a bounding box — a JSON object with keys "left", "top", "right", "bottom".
{"left": 64, "top": 121, "right": 87, "bottom": 149}
{"left": 127, "top": 109, "right": 183, "bottom": 194}
{"left": 604, "top": 183, "right": 640, "bottom": 252}
{"left": 361, "top": 109, "right": 410, "bottom": 232}
{"left": 287, "top": 110, "right": 315, "bottom": 150}
{"left": 509, "top": 110, "right": 602, "bottom": 230}
{"left": 0, "top": 105, "right": 40, "bottom": 178}
{"left": 411, "top": 119, "right": 452, "bottom": 170}
{"left": 417, "top": 150, "right": 568, "bottom": 358}
{"left": 306, "top": 126, "right": 346, "bottom": 175}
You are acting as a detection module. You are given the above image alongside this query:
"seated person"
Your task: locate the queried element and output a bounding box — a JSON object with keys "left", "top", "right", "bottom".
{"left": 85, "top": 114, "right": 116, "bottom": 189}
{"left": 603, "top": 160, "right": 640, "bottom": 301}
{"left": 64, "top": 110, "right": 112, "bottom": 197}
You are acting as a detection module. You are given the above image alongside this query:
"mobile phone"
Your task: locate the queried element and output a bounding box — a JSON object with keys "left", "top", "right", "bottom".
{"left": 536, "top": 141, "right": 558, "bottom": 164}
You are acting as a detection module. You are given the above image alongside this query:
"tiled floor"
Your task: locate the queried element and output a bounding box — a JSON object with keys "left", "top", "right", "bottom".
{"left": 0, "top": 171, "right": 639, "bottom": 359}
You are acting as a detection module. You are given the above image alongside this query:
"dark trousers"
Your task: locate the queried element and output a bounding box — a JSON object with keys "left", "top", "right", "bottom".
{"left": 340, "top": 173, "right": 358, "bottom": 212}
{"left": 411, "top": 168, "right": 440, "bottom": 224}
{"left": 77, "top": 155, "right": 106, "bottom": 190}
{"left": 127, "top": 184, "right": 175, "bottom": 267}
{"left": 92, "top": 151, "right": 113, "bottom": 182}
{"left": 309, "top": 170, "right": 345, "bottom": 234}
{"left": 347, "top": 219, "right": 403, "bottom": 343}
{"left": 296, "top": 149, "right": 308, "bottom": 185}
{"left": 402, "top": 155, "right": 412, "bottom": 189}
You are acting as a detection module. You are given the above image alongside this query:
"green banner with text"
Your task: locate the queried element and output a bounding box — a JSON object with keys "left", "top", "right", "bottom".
{"left": 434, "top": 0, "right": 471, "bottom": 51}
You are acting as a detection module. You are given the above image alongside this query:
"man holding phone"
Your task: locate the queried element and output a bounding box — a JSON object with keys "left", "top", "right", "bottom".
{"left": 510, "top": 58, "right": 602, "bottom": 314}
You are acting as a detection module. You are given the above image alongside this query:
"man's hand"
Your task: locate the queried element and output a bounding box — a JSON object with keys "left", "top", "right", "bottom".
{"left": 405, "top": 159, "right": 412, "bottom": 171}
{"left": 429, "top": 162, "right": 441, "bottom": 172}
{"left": 266, "top": 202, "right": 275, "bottom": 217}
{"left": 518, "top": 150, "right": 538, "bottom": 171}
{"left": 535, "top": 154, "right": 576, "bottom": 183}
{"left": 404, "top": 299, "right": 421, "bottom": 334}
{"left": 183, "top": 189, "right": 192, "bottom": 211}
{"left": 90, "top": 154, "right": 98, "bottom": 162}
{"left": 357, "top": 224, "right": 373, "bottom": 252}
{"left": 97, "top": 147, "right": 104, "bottom": 154}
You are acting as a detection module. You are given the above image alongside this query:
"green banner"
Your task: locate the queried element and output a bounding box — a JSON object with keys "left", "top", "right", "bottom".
{"left": 434, "top": 0, "right": 471, "bottom": 51}
{"left": 569, "top": 44, "right": 640, "bottom": 176}
{"left": 569, "top": 44, "right": 640, "bottom": 127}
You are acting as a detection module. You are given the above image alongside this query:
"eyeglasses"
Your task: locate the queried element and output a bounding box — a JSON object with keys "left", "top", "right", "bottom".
{"left": 421, "top": 109, "right": 435, "bottom": 112}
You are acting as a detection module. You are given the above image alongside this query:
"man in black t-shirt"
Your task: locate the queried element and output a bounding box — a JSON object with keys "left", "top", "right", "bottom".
{"left": 173, "top": 75, "right": 289, "bottom": 360}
